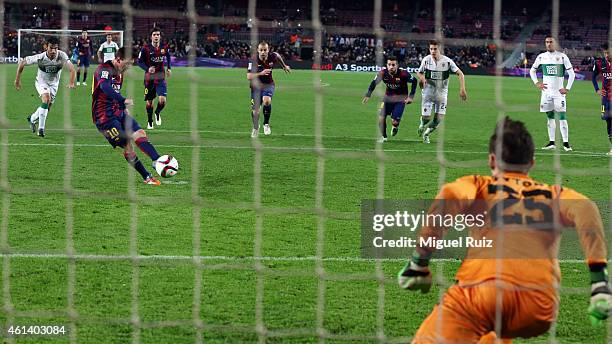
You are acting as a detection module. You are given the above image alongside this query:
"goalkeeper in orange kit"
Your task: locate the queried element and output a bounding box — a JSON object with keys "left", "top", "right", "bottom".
{"left": 398, "top": 117, "right": 610, "bottom": 343}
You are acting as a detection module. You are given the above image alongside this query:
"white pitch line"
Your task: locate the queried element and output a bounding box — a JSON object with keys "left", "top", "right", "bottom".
{"left": 2, "top": 141, "right": 608, "bottom": 157}
{"left": 0, "top": 252, "right": 592, "bottom": 264}
{"left": 6, "top": 128, "right": 610, "bottom": 157}
{"left": 7, "top": 127, "right": 408, "bottom": 142}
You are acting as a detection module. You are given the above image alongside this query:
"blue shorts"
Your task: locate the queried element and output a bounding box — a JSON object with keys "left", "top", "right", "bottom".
{"left": 250, "top": 84, "right": 275, "bottom": 109}
{"left": 96, "top": 113, "right": 142, "bottom": 148}
{"left": 379, "top": 102, "right": 406, "bottom": 120}
{"left": 602, "top": 97, "right": 611, "bottom": 120}
{"left": 77, "top": 55, "right": 90, "bottom": 68}
{"left": 144, "top": 80, "right": 168, "bottom": 101}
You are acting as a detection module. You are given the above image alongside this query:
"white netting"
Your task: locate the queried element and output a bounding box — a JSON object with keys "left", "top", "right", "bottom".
{"left": 0, "top": 0, "right": 610, "bottom": 343}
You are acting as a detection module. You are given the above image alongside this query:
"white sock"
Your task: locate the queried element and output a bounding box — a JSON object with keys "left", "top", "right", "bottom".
{"left": 424, "top": 127, "right": 433, "bottom": 136}
{"left": 38, "top": 107, "right": 49, "bottom": 130}
{"left": 547, "top": 118, "right": 556, "bottom": 142}
{"left": 30, "top": 108, "right": 40, "bottom": 123}
{"left": 559, "top": 119, "right": 569, "bottom": 143}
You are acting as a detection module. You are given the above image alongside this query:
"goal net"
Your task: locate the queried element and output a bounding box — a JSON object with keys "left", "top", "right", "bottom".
{"left": 0, "top": 0, "right": 610, "bottom": 343}
{"left": 17, "top": 29, "right": 124, "bottom": 60}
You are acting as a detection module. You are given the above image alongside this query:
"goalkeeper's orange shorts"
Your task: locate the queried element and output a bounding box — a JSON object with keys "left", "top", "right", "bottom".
{"left": 412, "top": 280, "right": 558, "bottom": 344}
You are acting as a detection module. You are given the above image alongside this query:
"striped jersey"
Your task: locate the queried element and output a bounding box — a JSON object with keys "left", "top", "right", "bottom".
{"left": 91, "top": 62, "right": 125, "bottom": 125}
{"left": 248, "top": 52, "right": 280, "bottom": 87}
{"left": 76, "top": 36, "right": 93, "bottom": 56}
{"left": 593, "top": 57, "right": 612, "bottom": 100}
{"left": 137, "top": 43, "right": 171, "bottom": 83}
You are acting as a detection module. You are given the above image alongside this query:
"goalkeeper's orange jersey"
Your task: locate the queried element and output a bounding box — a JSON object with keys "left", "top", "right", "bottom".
{"left": 417, "top": 172, "right": 607, "bottom": 288}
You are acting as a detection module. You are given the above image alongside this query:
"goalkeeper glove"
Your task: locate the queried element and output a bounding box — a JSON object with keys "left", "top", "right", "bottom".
{"left": 588, "top": 281, "right": 612, "bottom": 326}
{"left": 397, "top": 261, "right": 432, "bottom": 293}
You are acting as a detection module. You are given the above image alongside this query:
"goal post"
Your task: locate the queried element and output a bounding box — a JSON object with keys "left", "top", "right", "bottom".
{"left": 17, "top": 29, "right": 124, "bottom": 60}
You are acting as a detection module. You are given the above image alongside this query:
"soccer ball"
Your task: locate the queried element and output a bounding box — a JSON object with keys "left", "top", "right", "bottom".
{"left": 154, "top": 155, "right": 179, "bottom": 178}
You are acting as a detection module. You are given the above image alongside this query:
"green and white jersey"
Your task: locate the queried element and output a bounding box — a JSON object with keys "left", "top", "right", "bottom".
{"left": 24, "top": 50, "right": 69, "bottom": 85}
{"left": 530, "top": 51, "right": 573, "bottom": 95}
{"left": 98, "top": 41, "right": 119, "bottom": 62}
{"left": 418, "top": 54, "right": 459, "bottom": 94}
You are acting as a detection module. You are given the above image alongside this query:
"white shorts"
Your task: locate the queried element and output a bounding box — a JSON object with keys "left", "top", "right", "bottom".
{"left": 35, "top": 81, "right": 58, "bottom": 103}
{"left": 421, "top": 92, "right": 448, "bottom": 116}
{"left": 539, "top": 93, "right": 566, "bottom": 113}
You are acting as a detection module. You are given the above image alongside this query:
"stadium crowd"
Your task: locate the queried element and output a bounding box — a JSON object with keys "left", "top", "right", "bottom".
{"left": 1, "top": 0, "right": 607, "bottom": 71}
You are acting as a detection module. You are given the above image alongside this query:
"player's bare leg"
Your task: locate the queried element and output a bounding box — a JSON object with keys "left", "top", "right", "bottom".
{"left": 146, "top": 99, "right": 154, "bottom": 129}
{"left": 155, "top": 96, "right": 166, "bottom": 126}
{"left": 262, "top": 96, "right": 272, "bottom": 135}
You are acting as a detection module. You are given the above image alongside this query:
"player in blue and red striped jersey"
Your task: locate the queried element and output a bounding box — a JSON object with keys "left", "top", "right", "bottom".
{"left": 246, "top": 41, "right": 291, "bottom": 138}
{"left": 592, "top": 43, "right": 612, "bottom": 156}
{"left": 75, "top": 29, "right": 93, "bottom": 86}
{"left": 138, "top": 27, "right": 172, "bottom": 129}
{"left": 362, "top": 56, "right": 418, "bottom": 142}
{"left": 92, "top": 47, "right": 164, "bottom": 185}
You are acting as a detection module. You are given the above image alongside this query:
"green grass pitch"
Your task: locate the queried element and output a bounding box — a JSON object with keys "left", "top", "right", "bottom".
{"left": 0, "top": 64, "right": 610, "bottom": 343}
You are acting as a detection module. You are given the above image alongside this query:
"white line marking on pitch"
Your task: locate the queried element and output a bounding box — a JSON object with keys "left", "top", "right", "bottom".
{"left": 161, "top": 180, "right": 189, "bottom": 185}
{"left": 2, "top": 142, "right": 607, "bottom": 157}
{"left": 0, "top": 252, "right": 591, "bottom": 264}
{"left": 6, "top": 128, "right": 610, "bottom": 157}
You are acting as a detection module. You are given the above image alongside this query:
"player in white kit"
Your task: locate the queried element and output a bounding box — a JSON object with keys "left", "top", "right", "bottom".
{"left": 417, "top": 40, "right": 467, "bottom": 143}
{"left": 14, "top": 37, "right": 76, "bottom": 137}
{"left": 97, "top": 33, "right": 120, "bottom": 63}
{"left": 530, "top": 35, "right": 575, "bottom": 151}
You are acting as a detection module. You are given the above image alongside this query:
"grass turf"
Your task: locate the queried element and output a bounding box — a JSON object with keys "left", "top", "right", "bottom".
{"left": 0, "top": 65, "right": 610, "bottom": 343}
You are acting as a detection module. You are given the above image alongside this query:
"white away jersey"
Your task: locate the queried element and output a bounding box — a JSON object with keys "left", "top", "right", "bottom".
{"left": 418, "top": 55, "right": 459, "bottom": 93}
{"left": 530, "top": 51, "right": 572, "bottom": 95}
{"left": 98, "top": 41, "right": 119, "bottom": 62}
{"left": 24, "top": 50, "right": 69, "bottom": 85}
